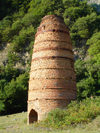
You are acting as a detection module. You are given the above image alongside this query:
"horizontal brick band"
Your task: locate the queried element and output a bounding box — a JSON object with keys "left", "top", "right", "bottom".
{"left": 33, "top": 47, "right": 72, "bottom": 53}
{"left": 30, "top": 78, "right": 76, "bottom": 81}
{"left": 29, "top": 88, "right": 76, "bottom": 92}
{"left": 29, "top": 78, "right": 76, "bottom": 89}
{"left": 30, "top": 68, "right": 75, "bottom": 73}
{"left": 30, "top": 69, "right": 76, "bottom": 81}
{"left": 36, "top": 33, "right": 70, "bottom": 45}
{"left": 38, "top": 23, "right": 68, "bottom": 32}
{"left": 28, "top": 95, "right": 76, "bottom": 100}
{"left": 31, "top": 68, "right": 74, "bottom": 72}
{"left": 32, "top": 49, "right": 73, "bottom": 60}
{"left": 28, "top": 90, "right": 77, "bottom": 100}
{"left": 35, "top": 29, "right": 69, "bottom": 37}
{"left": 34, "top": 40, "right": 71, "bottom": 45}
{"left": 28, "top": 87, "right": 73, "bottom": 91}
{"left": 32, "top": 56, "right": 74, "bottom": 62}
{"left": 27, "top": 98, "right": 72, "bottom": 103}
{"left": 33, "top": 41, "right": 72, "bottom": 52}
{"left": 35, "top": 32, "right": 71, "bottom": 44}
{"left": 28, "top": 88, "right": 76, "bottom": 91}
{"left": 31, "top": 59, "right": 74, "bottom": 71}
{"left": 29, "top": 78, "right": 76, "bottom": 82}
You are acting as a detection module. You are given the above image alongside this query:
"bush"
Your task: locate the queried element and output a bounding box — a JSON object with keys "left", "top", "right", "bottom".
{"left": 12, "top": 25, "right": 35, "bottom": 53}
{"left": 0, "top": 16, "right": 12, "bottom": 42}
{"left": 0, "top": 72, "right": 29, "bottom": 115}
{"left": 38, "top": 97, "right": 100, "bottom": 128}
{"left": 75, "top": 58, "right": 100, "bottom": 100}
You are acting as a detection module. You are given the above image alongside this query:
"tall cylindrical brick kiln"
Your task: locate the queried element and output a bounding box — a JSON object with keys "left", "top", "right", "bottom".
{"left": 27, "top": 15, "right": 77, "bottom": 124}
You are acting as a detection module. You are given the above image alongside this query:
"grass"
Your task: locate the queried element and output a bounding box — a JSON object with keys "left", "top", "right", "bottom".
{"left": 0, "top": 97, "right": 100, "bottom": 133}
{"left": 0, "top": 112, "right": 100, "bottom": 133}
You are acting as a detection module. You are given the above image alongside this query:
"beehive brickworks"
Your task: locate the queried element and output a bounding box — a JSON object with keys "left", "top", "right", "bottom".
{"left": 27, "top": 15, "right": 77, "bottom": 124}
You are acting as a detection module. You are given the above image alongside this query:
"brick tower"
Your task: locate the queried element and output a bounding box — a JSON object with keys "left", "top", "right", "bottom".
{"left": 27, "top": 15, "right": 77, "bottom": 124}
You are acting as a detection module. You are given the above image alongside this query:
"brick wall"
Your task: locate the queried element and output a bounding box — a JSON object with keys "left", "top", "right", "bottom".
{"left": 27, "top": 15, "right": 77, "bottom": 124}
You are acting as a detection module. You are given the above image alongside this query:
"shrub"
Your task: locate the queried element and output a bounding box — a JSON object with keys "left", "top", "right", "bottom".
{"left": 0, "top": 72, "right": 29, "bottom": 115}
{"left": 38, "top": 97, "right": 100, "bottom": 128}
{"left": 12, "top": 25, "right": 35, "bottom": 53}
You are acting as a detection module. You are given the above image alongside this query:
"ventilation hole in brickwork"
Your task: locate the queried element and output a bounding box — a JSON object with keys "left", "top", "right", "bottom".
{"left": 53, "top": 29, "right": 55, "bottom": 32}
{"left": 42, "top": 25, "right": 45, "bottom": 30}
{"left": 29, "top": 109, "right": 38, "bottom": 124}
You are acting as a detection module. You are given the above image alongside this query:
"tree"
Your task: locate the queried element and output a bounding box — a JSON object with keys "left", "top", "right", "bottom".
{"left": 0, "top": 72, "right": 29, "bottom": 115}
{"left": 87, "top": 32, "right": 100, "bottom": 56}
{"left": 71, "top": 13, "right": 100, "bottom": 46}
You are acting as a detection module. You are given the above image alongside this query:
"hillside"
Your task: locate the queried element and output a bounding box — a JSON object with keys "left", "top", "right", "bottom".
{"left": 0, "top": 0, "right": 100, "bottom": 115}
{"left": 0, "top": 112, "right": 100, "bottom": 133}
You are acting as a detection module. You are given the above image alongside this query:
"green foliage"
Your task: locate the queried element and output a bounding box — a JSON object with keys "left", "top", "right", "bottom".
{"left": 75, "top": 59, "right": 87, "bottom": 82}
{"left": 0, "top": 71, "right": 29, "bottom": 115}
{"left": 41, "top": 109, "right": 66, "bottom": 128}
{"left": 87, "top": 32, "right": 100, "bottom": 56}
{"left": 38, "top": 97, "right": 100, "bottom": 128}
{"left": 77, "top": 77, "right": 96, "bottom": 98}
{"left": 71, "top": 13, "right": 100, "bottom": 46}
{"left": 63, "top": 0, "right": 94, "bottom": 27}
{"left": 0, "top": 0, "right": 31, "bottom": 19}
{"left": 0, "top": 101, "right": 5, "bottom": 112}
{"left": 22, "top": 13, "right": 39, "bottom": 27}
{"left": 0, "top": 80, "right": 6, "bottom": 112}
{"left": 63, "top": 0, "right": 83, "bottom": 8}
{"left": 75, "top": 58, "right": 100, "bottom": 100}
{"left": 29, "top": 0, "right": 64, "bottom": 16}
{"left": 11, "top": 19, "right": 23, "bottom": 34}
{"left": 75, "top": 29, "right": 100, "bottom": 100}
{"left": 7, "top": 51, "right": 20, "bottom": 65}
{"left": 0, "top": 65, "right": 29, "bottom": 115}
{"left": 0, "top": 65, "right": 20, "bottom": 82}
{"left": 12, "top": 25, "right": 35, "bottom": 53}
{"left": 64, "top": 7, "right": 85, "bottom": 26}
{"left": 0, "top": 16, "right": 12, "bottom": 43}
